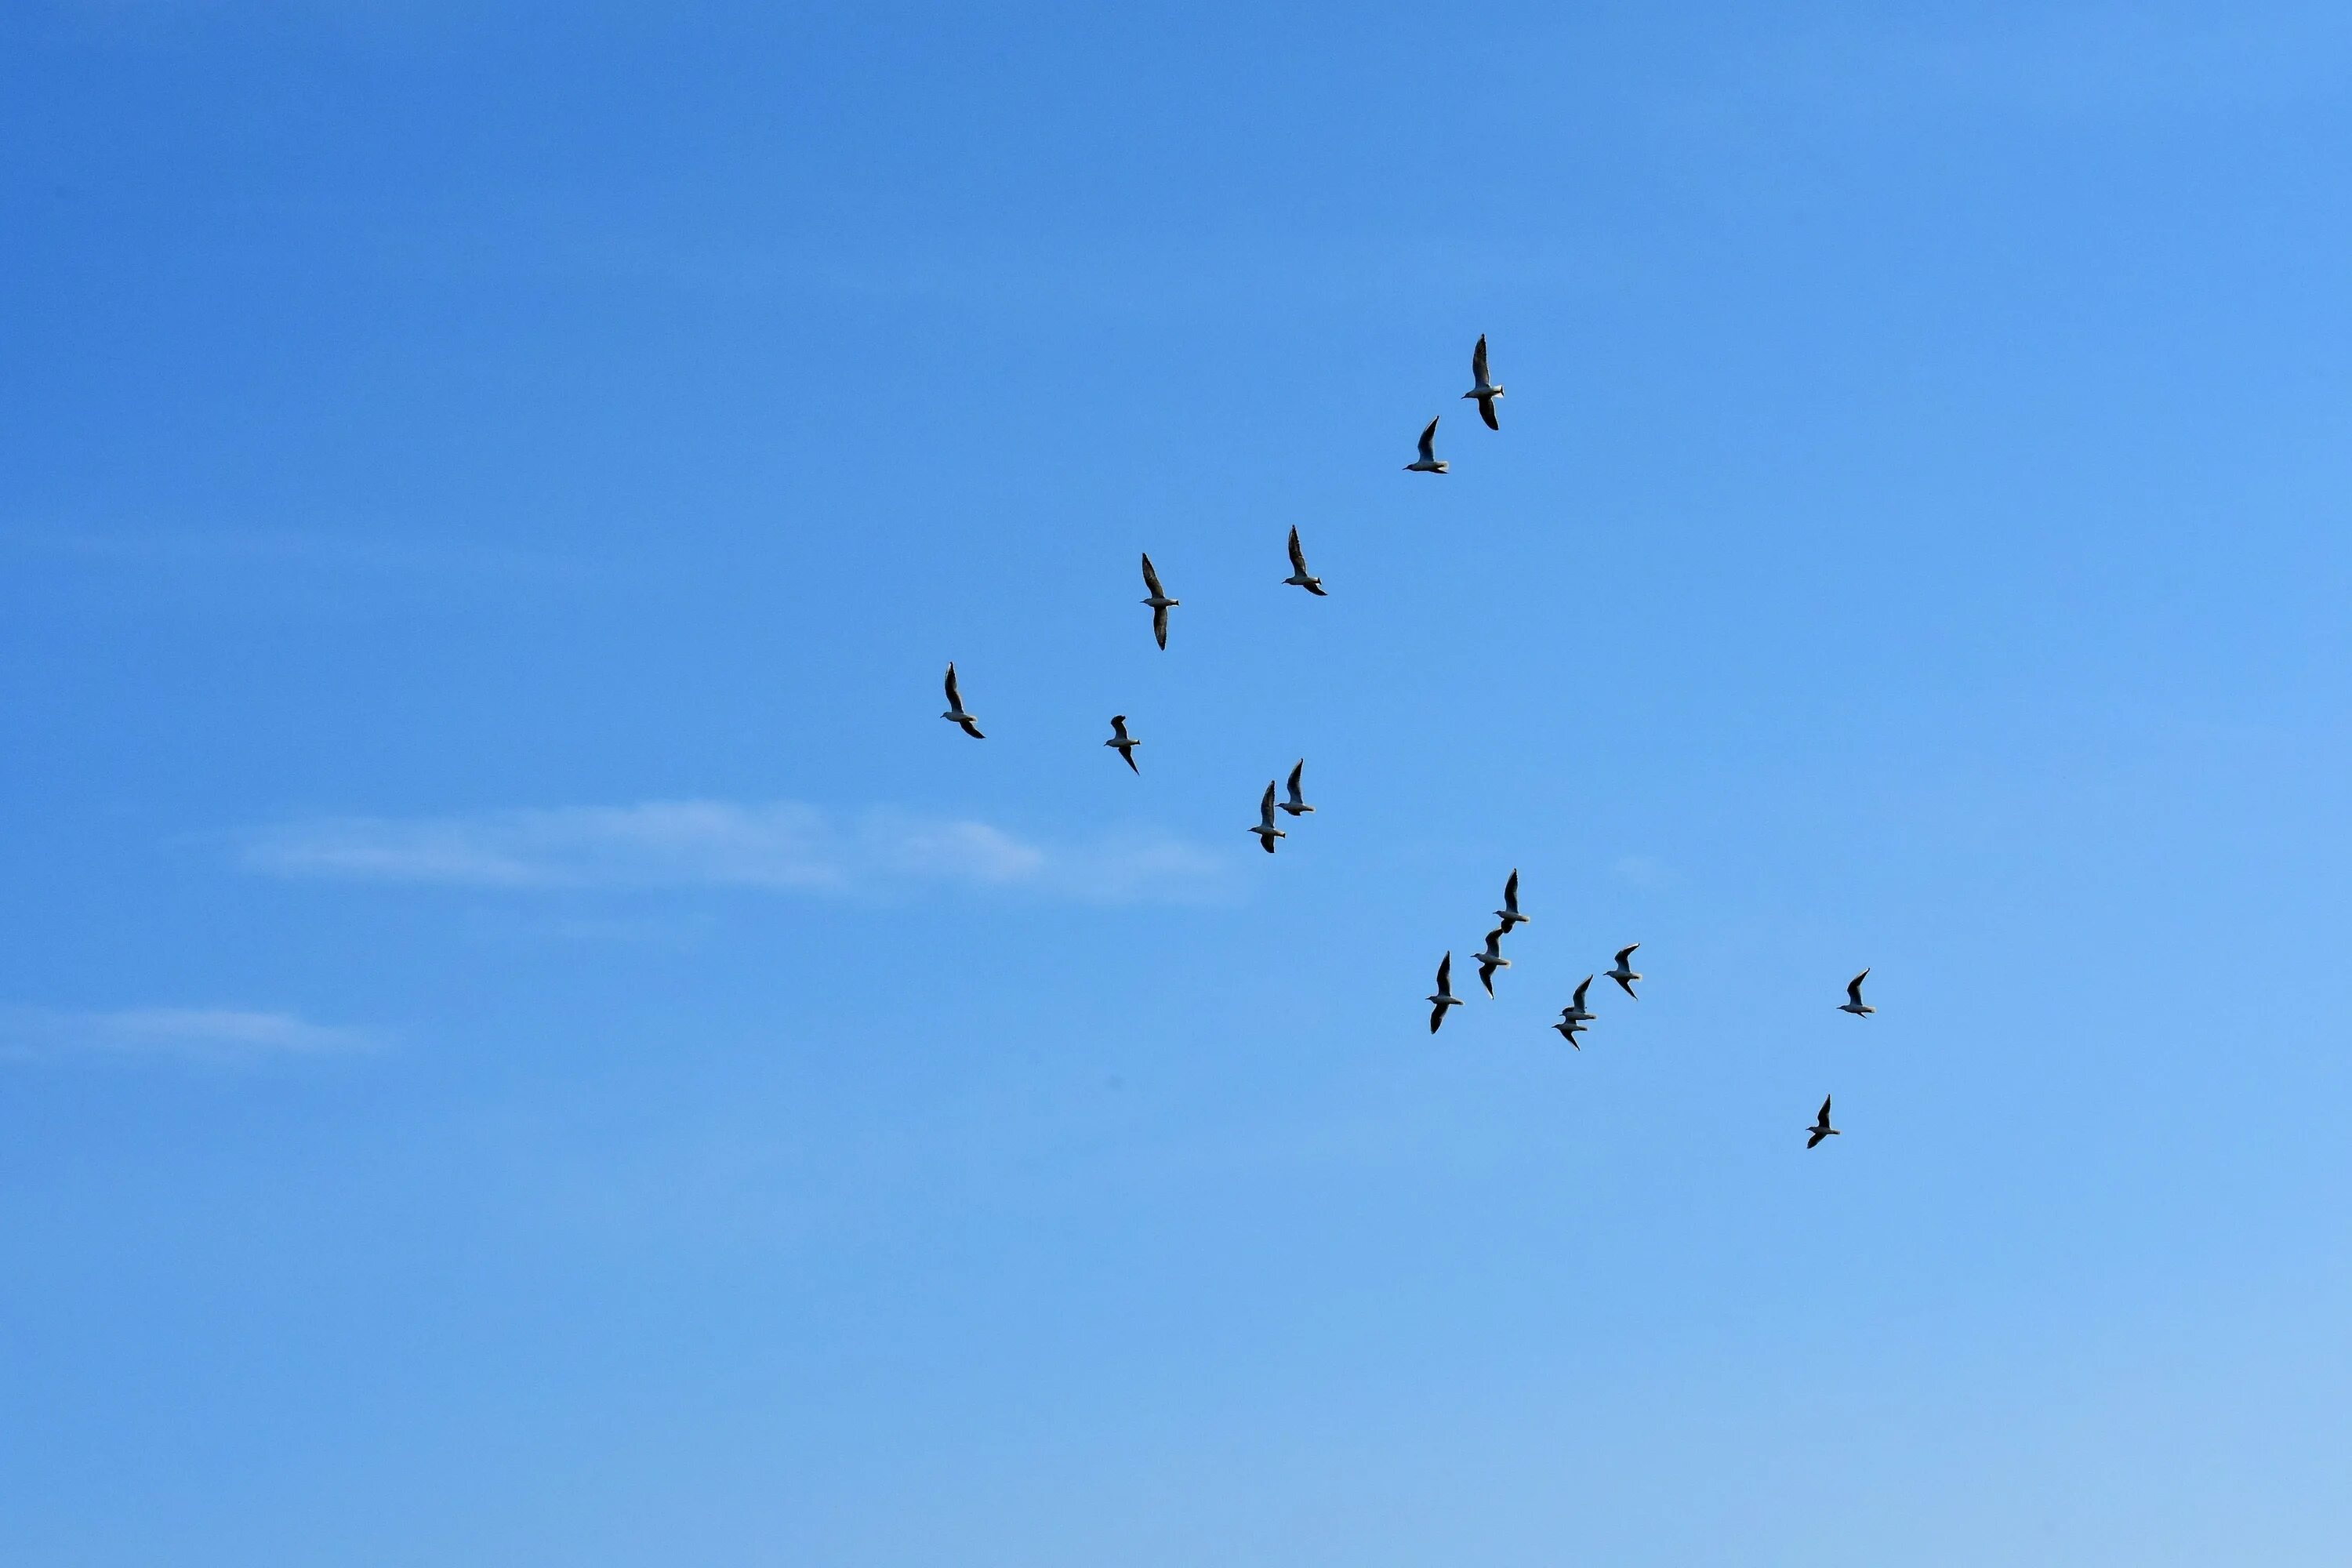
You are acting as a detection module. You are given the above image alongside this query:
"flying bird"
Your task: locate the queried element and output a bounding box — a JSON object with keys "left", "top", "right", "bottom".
{"left": 1807, "top": 1094, "right": 1840, "bottom": 1149}
{"left": 1250, "top": 781, "right": 1286, "bottom": 854}
{"left": 1428, "top": 952, "right": 1462, "bottom": 1033}
{"left": 1606, "top": 943, "right": 1642, "bottom": 999}
{"left": 1494, "top": 869, "right": 1527, "bottom": 931}
{"left": 1463, "top": 334, "right": 1504, "bottom": 430}
{"left": 1559, "top": 976, "right": 1596, "bottom": 1025}
{"left": 1405, "top": 416, "right": 1448, "bottom": 474}
{"left": 1840, "top": 969, "right": 1875, "bottom": 1017}
{"left": 1283, "top": 527, "right": 1327, "bottom": 596}
{"left": 1139, "top": 553, "right": 1179, "bottom": 649}
{"left": 940, "top": 662, "right": 983, "bottom": 739}
{"left": 1105, "top": 714, "right": 1141, "bottom": 773}
{"left": 1553, "top": 1015, "right": 1588, "bottom": 1049}
{"left": 1475, "top": 927, "right": 1512, "bottom": 996}
{"left": 1279, "top": 760, "right": 1315, "bottom": 817}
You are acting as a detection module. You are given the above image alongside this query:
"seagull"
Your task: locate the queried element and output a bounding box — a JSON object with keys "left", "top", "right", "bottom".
{"left": 1138, "top": 553, "right": 1179, "bottom": 649}
{"left": 1839, "top": 969, "right": 1875, "bottom": 1017}
{"left": 1105, "top": 714, "right": 1141, "bottom": 773}
{"left": 1428, "top": 952, "right": 1462, "bottom": 1033}
{"left": 1475, "top": 927, "right": 1511, "bottom": 996}
{"left": 1250, "top": 781, "right": 1286, "bottom": 854}
{"left": 1463, "top": 334, "right": 1504, "bottom": 430}
{"left": 940, "top": 662, "right": 983, "bottom": 739}
{"left": 1283, "top": 526, "right": 1327, "bottom": 595}
{"left": 1279, "top": 760, "right": 1315, "bottom": 817}
{"left": 1559, "top": 975, "right": 1597, "bottom": 1025}
{"left": 1807, "top": 1094, "right": 1840, "bottom": 1149}
{"left": 1552, "top": 1015, "right": 1588, "bottom": 1049}
{"left": 1494, "top": 868, "right": 1527, "bottom": 931}
{"left": 1405, "top": 416, "right": 1448, "bottom": 474}
{"left": 1606, "top": 943, "right": 1642, "bottom": 999}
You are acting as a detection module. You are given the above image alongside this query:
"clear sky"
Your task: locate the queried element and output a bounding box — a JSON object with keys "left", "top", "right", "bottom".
{"left": 5, "top": 2, "right": 2350, "bottom": 1563}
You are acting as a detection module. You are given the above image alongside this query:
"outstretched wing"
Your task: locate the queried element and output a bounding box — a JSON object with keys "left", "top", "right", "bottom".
{"left": 943, "top": 662, "right": 962, "bottom": 708}
{"left": 1847, "top": 969, "right": 1870, "bottom": 1005}
{"left": 1152, "top": 604, "right": 1168, "bottom": 649}
{"left": 1287, "top": 759, "right": 1305, "bottom": 796}
{"left": 1573, "top": 975, "right": 1591, "bottom": 1007}
{"left": 1436, "top": 952, "right": 1451, "bottom": 992}
{"left": 1259, "top": 781, "right": 1278, "bottom": 826}
{"left": 1141, "top": 552, "right": 1163, "bottom": 597}
{"left": 1817, "top": 1094, "right": 1834, "bottom": 1123}
{"left": 1288, "top": 526, "right": 1308, "bottom": 574}
{"left": 1504, "top": 868, "right": 1519, "bottom": 913}
{"left": 1471, "top": 333, "right": 1489, "bottom": 384}
{"left": 1417, "top": 416, "right": 1439, "bottom": 462}
{"left": 1478, "top": 395, "right": 1500, "bottom": 431}
{"left": 1615, "top": 943, "right": 1639, "bottom": 965}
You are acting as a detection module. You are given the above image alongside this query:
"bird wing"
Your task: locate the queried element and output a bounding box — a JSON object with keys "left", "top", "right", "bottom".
{"left": 1429, "top": 1001, "right": 1446, "bottom": 1033}
{"left": 1152, "top": 605, "right": 1168, "bottom": 649}
{"left": 1417, "top": 417, "right": 1439, "bottom": 461}
{"left": 1436, "top": 952, "right": 1451, "bottom": 992}
{"left": 1808, "top": 1128, "right": 1827, "bottom": 1149}
{"left": 1287, "top": 526, "right": 1308, "bottom": 573}
{"left": 1848, "top": 968, "right": 1869, "bottom": 1004}
{"left": 1478, "top": 396, "right": 1500, "bottom": 431}
{"left": 1259, "top": 782, "right": 1278, "bottom": 827}
{"left": 1141, "top": 553, "right": 1163, "bottom": 597}
{"left": 1471, "top": 334, "right": 1488, "bottom": 383}
{"left": 1817, "top": 1094, "right": 1834, "bottom": 1123}
{"left": 1615, "top": 943, "right": 1639, "bottom": 965}
{"left": 1109, "top": 714, "right": 1128, "bottom": 739}
{"left": 1573, "top": 976, "right": 1590, "bottom": 1007}
{"left": 1287, "top": 759, "right": 1305, "bottom": 798}
{"left": 1504, "top": 869, "right": 1519, "bottom": 913}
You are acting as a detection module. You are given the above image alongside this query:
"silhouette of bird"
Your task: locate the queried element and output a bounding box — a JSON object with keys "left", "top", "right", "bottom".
{"left": 1553, "top": 1015, "right": 1588, "bottom": 1048}
{"left": 1559, "top": 976, "right": 1596, "bottom": 1025}
{"left": 1607, "top": 943, "right": 1642, "bottom": 999}
{"left": 1105, "top": 714, "right": 1141, "bottom": 773}
{"left": 1279, "top": 760, "right": 1315, "bottom": 817}
{"left": 1283, "top": 527, "right": 1327, "bottom": 596}
{"left": 1140, "top": 553, "right": 1178, "bottom": 649}
{"left": 1494, "top": 869, "right": 1527, "bottom": 931}
{"left": 940, "top": 662, "right": 983, "bottom": 739}
{"left": 1807, "top": 1094, "right": 1840, "bottom": 1149}
{"left": 1475, "top": 927, "right": 1511, "bottom": 996}
{"left": 1250, "top": 782, "right": 1285, "bottom": 854}
{"left": 1840, "top": 969, "right": 1875, "bottom": 1017}
{"left": 1405, "top": 416, "right": 1448, "bottom": 474}
{"left": 1464, "top": 334, "right": 1504, "bottom": 430}
{"left": 1428, "top": 953, "right": 1462, "bottom": 1033}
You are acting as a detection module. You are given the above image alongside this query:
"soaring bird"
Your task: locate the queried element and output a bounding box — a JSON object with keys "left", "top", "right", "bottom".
{"left": 1139, "top": 553, "right": 1178, "bottom": 649}
{"left": 1105, "top": 714, "right": 1141, "bottom": 773}
{"left": 940, "top": 662, "right": 983, "bottom": 739}
{"left": 1475, "top": 927, "right": 1512, "bottom": 996}
{"left": 1494, "top": 869, "right": 1527, "bottom": 931}
{"left": 1279, "top": 760, "right": 1315, "bottom": 817}
{"left": 1250, "top": 781, "right": 1286, "bottom": 854}
{"left": 1463, "top": 334, "right": 1504, "bottom": 430}
{"left": 1606, "top": 943, "right": 1642, "bottom": 999}
{"left": 1840, "top": 969, "right": 1875, "bottom": 1017}
{"left": 1405, "top": 416, "right": 1448, "bottom": 474}
{"left": 1807, "top": 1094, "right": 1840, "bottom": 1149}
{"left": 1559, "top": 975, "right": 1597, "bottom": 1025}
{"left": 1283, "top": 526, "right": 1327, "bottom": 596}
{"left": 1428, "top": 953, "right": 1462, "bottom": 1033}
{"left": 1553, "top": 1015, "right": 1588, "bottom": 1049}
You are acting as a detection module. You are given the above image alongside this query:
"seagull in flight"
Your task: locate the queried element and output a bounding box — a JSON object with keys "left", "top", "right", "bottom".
{"left": 940, "top": 662, "right": 983, "bottom": 739}
{"left": 1405, "top": 416, "right": 1448, "bottom": 474}
{"left": 1559, "top": 976, "right": 1597, "bottom": 1026}
{"left": 1463, "top": 334, "right": 1504, "bottom": 430}
{"left": 1606, "top": 943, "right": 1642, "bottom": 999}
{"left": 1494, "top": 868, "right": 1527, "bottom": 931}
{"left": 1839, "top": 969, "right": 1875, "bottom": 1017}
{"left": 1139, "top": 553, "right": 1178, "bottom": 650}
{"left": 1475, "top": 927, "right": 1512, "bottom": 996}
{"left": 1428, "top": 952, "right": 1462, "bottom": 1033}
{"left": 1552, "top": 1014, "right": 1588, "bottom": 1049}
{"left": 1105, "top": 714, "right": 1141, "bottom": 773}
{"left": 1250, "top": 781, "right": 1286, "bottom": 854}
{"left": 1807, "top": 1094, "right": 1840, "bottom": 1149}
{"left": 1279, "top": 760, "right": 1315, "bottom": 817}
{"left": 1283, "top": 526, "right": 1327, "bottom": 596}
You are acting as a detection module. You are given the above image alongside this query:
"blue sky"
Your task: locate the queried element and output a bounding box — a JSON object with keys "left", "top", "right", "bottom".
{"left": 5, "top": 1, "right": 2351, "bottom": 1562}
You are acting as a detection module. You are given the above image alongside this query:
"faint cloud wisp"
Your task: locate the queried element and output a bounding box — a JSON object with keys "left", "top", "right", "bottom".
{"left": 0, "top": 1007, "right": 376, "bottom": 1064}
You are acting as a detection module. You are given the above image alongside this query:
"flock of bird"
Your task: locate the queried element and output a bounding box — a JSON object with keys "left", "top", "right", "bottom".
{"left": 938, "top": 336, "right": 1877, "bottom": 1149}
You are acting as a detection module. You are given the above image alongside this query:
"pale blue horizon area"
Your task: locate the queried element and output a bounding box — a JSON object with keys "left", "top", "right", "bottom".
{"left": 5, "top": 2, "right": 2350, "bottom": 1563}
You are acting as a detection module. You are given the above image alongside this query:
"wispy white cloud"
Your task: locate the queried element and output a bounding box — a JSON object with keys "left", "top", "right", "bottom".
{"left": 233, "top": 800, "right": 1236, "bottom": 905}
{"left": 0, "top": 1007, "right": 377, "bottom": 1064}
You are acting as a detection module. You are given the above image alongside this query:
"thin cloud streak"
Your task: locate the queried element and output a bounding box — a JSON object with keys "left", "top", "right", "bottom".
{"left": 0, "top": 1007, "right": 377, "bottom": 1064}
{"left": 234, "top": 800, "right": 1238, "bottom": 906}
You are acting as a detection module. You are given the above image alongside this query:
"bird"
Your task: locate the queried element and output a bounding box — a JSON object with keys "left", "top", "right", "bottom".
{"left": 1494, "top": 868, "right": 1527, "bottom": 931}
{"left": 1250, "top": 781, "right": 1286, "bottom": 854}
{"left": 940, "top": 662, "right": 983, "bottom": 739}
{"left": 1279, "top": 760, "right": 1315, "bottom": 817}
{"left": 1139, "top": 553, "right": 1178, "bottom": 649}
{"left": 1105, "top": 714, "right": 1141, "bottom": 773}
{"left": 1428, "top": 952, "right": 1462, "bottom": 1033}
{"left": 1474, "top": 927, "right": 1512, "bottom": 996}
{"left": 1606, "top": 943, "right": 1642, "bottom": 999}
{"left": 1840, "top": 969, "right": 1875, "bottom": 1017}
{"left": 1552, "top": 1015, "right": 1588, "bottom": 1049}
{"left": 1283, "top": 526, "right": 1327, "bottom": 596}
{"left": 1559, "top": 975, "right": 1597, "bottom": 1025}
{"left": 1463, "top": 334, "right": 1504, "bottom": 430}
{"left": 1405, "top": 416, "right": 1448, "bottom": 474}
{"left": 1807, "top": 1094, "right": 1840, "bottom": 1149}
